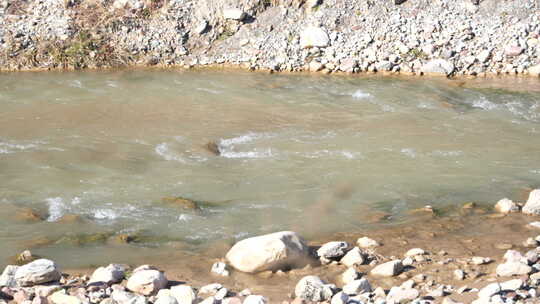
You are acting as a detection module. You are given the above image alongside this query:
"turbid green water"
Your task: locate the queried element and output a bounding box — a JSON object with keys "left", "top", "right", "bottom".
{"left": 1, "top": 70, "right": 539, "bottom": 267}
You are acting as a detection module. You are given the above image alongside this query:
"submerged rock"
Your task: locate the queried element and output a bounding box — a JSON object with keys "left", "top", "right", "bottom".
{"left": 14, "top": 259, "right": 61, "bottom": 286}
{"left": 15, "top": 208, "right": 44, "bottom": 222}
{"left": 161, "top": 197, "right": 199, "bottom": 210}
{"left": 225, "top": 231, "right": 309, "bottom": 273}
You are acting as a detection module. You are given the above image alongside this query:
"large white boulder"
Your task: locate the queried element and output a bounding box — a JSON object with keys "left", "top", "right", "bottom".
{"left": 14, "top": 259, "right": 61, "bottom": 286}
{"left": 89, "top": 264, "right": 125, "bottom": 285}
{"left": 300, "top": 26, "right": 330, "bottom": 49}
{"left": 523, "top": 189, "right": 540, "bottom": 215}
{"left": 225, "top": 231, "right": 309, "bottom": 273}
{"left": 126, "top": 269, "right": 168, "bottom": 295}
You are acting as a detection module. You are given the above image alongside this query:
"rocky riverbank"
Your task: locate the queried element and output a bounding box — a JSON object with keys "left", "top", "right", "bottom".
{"left": 0, "top": 0, "right": 539, "bottom": 77}
{"left": 2, "top": 189, "right": 540, "bottom": 303}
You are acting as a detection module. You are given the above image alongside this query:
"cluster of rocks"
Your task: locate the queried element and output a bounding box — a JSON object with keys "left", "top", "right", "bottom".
{"left": 0, "top": 0, "right": 539, "bottom": 77}
{"left": 0, "top": 259, "right": 267, "bottom": 304}
{"left": 3, "top": 189, "right": 540, "bottom": 304}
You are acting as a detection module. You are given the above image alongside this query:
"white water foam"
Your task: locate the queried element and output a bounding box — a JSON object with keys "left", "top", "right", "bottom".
{"left": 352, "top": 89, "right": 372, "bottom": 99}
{"left": 46, "top": 197, "right": 66, "bottom": 222}
{"left": 301, "top": 150, "right": 363, "bottom": 160}
{"left": 220, "top": 149, "right": 274, "bottom": 159}
{"left": 218, "top": 133, "right": 275, "bottom": 159}
{"left": 472, "top": 97, "right": 498, "bottom": 110}
{"left": 431, "top": 150, "right": 463, "bottom": 157}
{"left": 155, "top": 143, "right": 187, "bottom": 163}
{"left": 401, "top": 148, "right": 417, "bottom": 158}
{"left": 93, "top": 209, "right": 118, "bottom": 220}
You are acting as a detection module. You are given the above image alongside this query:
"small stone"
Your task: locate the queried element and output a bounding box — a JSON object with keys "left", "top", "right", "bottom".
{"left": 210, "top": 262, "right": 229, "bottom": 277}
{"left": 477, "top": 50, "right": 491, "bottom": 63}
{"left": 454, "top": 269, "right": 465, "bottom": 280}
{"left": 239, "top": 289, "right": 251, "bottom": 297}
{"left": 126, "top": 269, "right": 167, "bottom": 296}
{"left": 340, "top": 247, "right": 365, "bottom": 267}
{"left": 370, "top": 260, "right": 403, "bottom": 277}
{"left": 405, "top": 248, "right": 426, "bottom": 257}
{"left": 196, "top": 21, "right": 208, "bottom": 35}
{"left": 470, "top": 257, "right": 491, "bottom": 265}
{"left": 500, "top": 279, "right": 523, "bottom": 291}
{"left": 504, "top": 46, "right": 523, "bottom": 57}
{"left": 49, "top": 291, "right": 82, "bottom": 304}
{"left": 170, "top": 285, "right": 196, "bottom": 304}
{"left": 523, "top": 189, "right": 540, "bottom": 215}
{"left": 330, "top": 292, "right": 348, "bottom": 304}
{"left": 223, "top": 8, "right": 245, "bottom": 21}
{"left": 341, "top": 268, "right": 360, "bottom": 284}
{"left": 89, "top": 264, "right": 125, "bottom": 285}
{"left": 386, "top": 287, "right": 419, "bottom": 303}
{"left": 243, "top": 296, "right": 267, "bottom": 304}
{"left": 300, "top": 26, "right": 330, "bottom": 49}
{"left": 199, "top": 284, "right": 222, "bottom": 296}
{"left": 356, "top": 237, "right": 380, "bottom": 248}
{"left": 478, "top": 283, "right": 501, "bottom": 298}
{"left": 215, "top": 288, "right": 228, "bottom": 301}
{"left": 154, "top": 294, "right": 178, "bottom": 304}
{"left": 421, "top": 59, "right": 455, "bottom": 76}
{"left": 494, "top": 198, "right": 519, "bottom": 214}
{"left": 529, "top": 64, "right": 540, "bottom": 77}
{"left": 495, "top": 262, "right": 532, "bottom": 277}
{"left": 342, "top": 279, "right": 371, "bottom": 295}
{"left": 402, "top": 257, "right": 414, "bottom": 266}
{"left": 317, "top": 242, "right": 349, "bottom": 260}
{"left": 524, "top": 237, "right": 538, "bottom": 247}
{"left": 294, "top": 276, "right": 333, "bottom": 302}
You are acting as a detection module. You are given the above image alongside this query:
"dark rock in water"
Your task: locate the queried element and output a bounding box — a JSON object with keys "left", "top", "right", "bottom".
{"left": 162, "top": 197, "right": 200, "bottom": 210}
{"left": 57, "top": 232, "right": 114, "bottom": 246}
{"left": 205, "top": 142, "right": 221, "bottom": 156}
{"left": 394, "top": 0, "right": 407, "bottom": 4}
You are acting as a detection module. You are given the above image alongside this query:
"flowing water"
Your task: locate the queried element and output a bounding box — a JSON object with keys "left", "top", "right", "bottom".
{"left": 1, "top": 69, "right": 539, "bottom": 268}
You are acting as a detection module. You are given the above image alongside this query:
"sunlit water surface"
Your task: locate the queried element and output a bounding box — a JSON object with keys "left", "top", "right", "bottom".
{"left": 1, "top": 70, "right": 539, "bottom": 267}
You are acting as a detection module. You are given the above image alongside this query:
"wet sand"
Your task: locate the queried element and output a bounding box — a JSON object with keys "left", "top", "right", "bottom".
{"left": 62, "top": 206, "right": 540, "bottom": 302}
